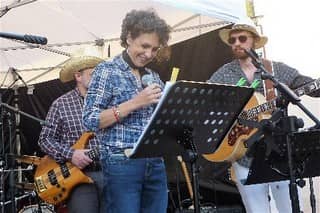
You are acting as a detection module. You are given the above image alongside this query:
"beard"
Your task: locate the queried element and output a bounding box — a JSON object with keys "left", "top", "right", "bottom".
{"left": 232, "top": 49, "right": 249, "bottom": 59}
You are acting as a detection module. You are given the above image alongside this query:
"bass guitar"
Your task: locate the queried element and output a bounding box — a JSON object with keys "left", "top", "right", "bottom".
{"left": 16, "top": 132, "right": 99, "bottom": 205}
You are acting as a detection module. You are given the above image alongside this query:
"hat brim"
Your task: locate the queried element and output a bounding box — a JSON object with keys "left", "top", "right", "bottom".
{"left": 59, "top": 56, "right": 103, "bottom": 83}
{"left": 219, "top": 28, "right": 268, "bottom": 49}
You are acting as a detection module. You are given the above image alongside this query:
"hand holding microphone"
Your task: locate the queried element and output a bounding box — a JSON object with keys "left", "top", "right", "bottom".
{"left": 133, "top": 74, "right": 162, "bottom": 107}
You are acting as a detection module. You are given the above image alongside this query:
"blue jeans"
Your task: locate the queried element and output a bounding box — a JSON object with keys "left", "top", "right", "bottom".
{"left": 102, "top": 153, "right": 168, "bottom": 213}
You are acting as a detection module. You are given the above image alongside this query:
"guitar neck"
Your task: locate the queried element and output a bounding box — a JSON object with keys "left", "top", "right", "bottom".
{"left": 241, "top": 99, "right": 277, "bottom": 120}
{"left": 241, "top": 78, "right": 320, "bottom": 120}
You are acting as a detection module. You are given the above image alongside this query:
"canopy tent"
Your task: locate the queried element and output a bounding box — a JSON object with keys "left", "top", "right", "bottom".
{"left": 0, "top": 0, "right": 249, "bottom": 201}
{"left": 0, "top": 0, "right": 247, "bottom": 87}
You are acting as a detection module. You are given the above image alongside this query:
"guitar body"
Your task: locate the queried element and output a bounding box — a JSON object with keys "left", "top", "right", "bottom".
{"left": 34, "top": 132, "right": 94, "bottom": 205}
{"left": 203, "top": 93, "right": 269, "bottom": 162}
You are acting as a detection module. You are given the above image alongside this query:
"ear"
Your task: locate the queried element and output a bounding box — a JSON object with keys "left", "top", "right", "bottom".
{"left": 74, "top": 71, "right": 81, "bottom": 81}
{"left": 126, "top": 33, "right": 132, "bottom": 45}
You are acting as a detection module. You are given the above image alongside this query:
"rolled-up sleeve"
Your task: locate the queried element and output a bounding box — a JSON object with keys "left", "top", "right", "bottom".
{"left": 83, "top": 63, "right": 112, "bottom": 131}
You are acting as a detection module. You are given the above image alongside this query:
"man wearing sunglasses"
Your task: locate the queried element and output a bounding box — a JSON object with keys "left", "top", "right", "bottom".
{"left": 208, "top": 22, "right": 320, "bottom": 213}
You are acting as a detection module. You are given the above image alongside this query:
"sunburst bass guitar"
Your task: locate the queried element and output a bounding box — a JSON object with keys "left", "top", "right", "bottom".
{"left": 203, "top": 78, "right": 320, "bottom": 163}
{"left": 16, "top": 132, "right": 99, "bottom": 205}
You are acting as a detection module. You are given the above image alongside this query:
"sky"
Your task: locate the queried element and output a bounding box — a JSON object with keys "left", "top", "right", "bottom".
{"left": 246, "top": 3, "right": 320, "bottom": 210}
{"left": 254, "top": 0, "right": 319, "bottom": 78}
{"left": 253, "top": 0, "right": 319, "bottom": 128}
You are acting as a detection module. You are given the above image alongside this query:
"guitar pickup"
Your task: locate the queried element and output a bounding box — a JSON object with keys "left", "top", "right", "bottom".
{"left": 60, "top": 164, "right": 71, "bottom": 178}
{"left": 48, "top": 169, "right": 58, "bottom": 185}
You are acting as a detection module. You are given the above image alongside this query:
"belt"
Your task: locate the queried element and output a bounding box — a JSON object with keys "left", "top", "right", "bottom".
{"left": 84, "top": 161, "right": 102, "bottom": 172}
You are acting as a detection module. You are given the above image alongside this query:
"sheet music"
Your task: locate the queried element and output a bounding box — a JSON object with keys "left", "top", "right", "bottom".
{"left": 130, "top": 81, "right": 174, "bottom": 156}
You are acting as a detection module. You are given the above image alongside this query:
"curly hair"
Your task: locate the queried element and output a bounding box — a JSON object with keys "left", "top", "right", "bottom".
{"left": 120, "top": 9, "right": 171, "bottom": 48}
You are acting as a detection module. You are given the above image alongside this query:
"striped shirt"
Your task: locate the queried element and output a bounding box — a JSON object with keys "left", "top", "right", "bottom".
{"left": 82, "top": 54, "right": 164, "bottom": 153}
{"left": 38, "top": 88, "right": 100, "bottom": 162}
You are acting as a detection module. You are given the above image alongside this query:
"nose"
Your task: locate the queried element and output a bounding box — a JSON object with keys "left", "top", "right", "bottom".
{"left": 145, "top": 48, "right": 153, "bottom": 59}
{"left": 234, "top": 38, "right": 242, "bottom": 45}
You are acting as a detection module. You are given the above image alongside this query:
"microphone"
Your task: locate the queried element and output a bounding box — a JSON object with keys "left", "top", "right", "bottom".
{"left": 244, "top": 48, "right": 258, "bottom": 60}
{"left": 0, "top": 32, "right": 48, "bottom": 45}
{"left": 244, "top": 48, "right": 262, "bottom": 68}
{"left": 141, "top": 74, "right": 155, "bottom": 88}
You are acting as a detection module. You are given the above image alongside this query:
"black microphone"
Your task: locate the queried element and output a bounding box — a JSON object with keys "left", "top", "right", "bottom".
{"left": 141, "top": 74, "right": 155, "bottom": 88}
{"left": 244, "top": 48, "right": 262, "bottom": 68}
{"left": 0, "top": 32, "right": 48, "bottom": 45}
{"left": 244, "top": 48, "right": 258, "bottom": 60}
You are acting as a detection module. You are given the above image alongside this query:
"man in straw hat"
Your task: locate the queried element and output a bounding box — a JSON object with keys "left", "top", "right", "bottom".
{"left": 208, "top": 22, "right": 320, "bottom": 213}
{"left": 38, "top": 56, "right": 105, "bottom": 213}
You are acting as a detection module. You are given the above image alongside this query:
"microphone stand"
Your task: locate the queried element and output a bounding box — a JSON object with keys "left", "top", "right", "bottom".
{"left": 0, "top": 92, "right": 16, "bottom": 213}
{"left": 0, "top": 69, "right": 47, "bottom": 212}
{"left": 244, "top": 49, "right": 320, "bottom": 213}
{"left": 245, "top": 49, "right": 320, "bottom": 127}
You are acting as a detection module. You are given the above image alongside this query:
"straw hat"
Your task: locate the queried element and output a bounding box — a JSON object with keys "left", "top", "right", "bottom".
{"left": 219, "top": 23, "right": 268, "bottom": 49}
{"left": 59, "top": 56, "right": 103, "bottom": 83}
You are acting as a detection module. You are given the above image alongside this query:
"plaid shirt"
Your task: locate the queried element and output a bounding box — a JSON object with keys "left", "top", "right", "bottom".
{"left": 38, "top": 88, "right": 100, "bottom": 162}
{"left": 83, "top": 54, "right": 164, "bottom": 153}
{"left": 209, "top": 60, "right": 317, "bottom": 92}
{"left": 209, "top": 59, "right": 320, "bottom": 167}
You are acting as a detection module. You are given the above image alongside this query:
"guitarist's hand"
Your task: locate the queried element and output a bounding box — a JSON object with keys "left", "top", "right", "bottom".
{"left": 71, "top": 149, "right": 93, "bottom": 169}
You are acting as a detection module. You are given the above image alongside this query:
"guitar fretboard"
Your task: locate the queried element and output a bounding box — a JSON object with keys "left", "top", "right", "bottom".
{"left": 240, "top": 100, "right": 276, "bottom": 120}
{"left": 240, "top": 78, "right": 320, "bottom": 120}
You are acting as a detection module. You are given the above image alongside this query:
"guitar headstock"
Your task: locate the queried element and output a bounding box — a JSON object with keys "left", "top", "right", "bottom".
{"left": 295, "top": 78, "right": 320, "bottom": 97}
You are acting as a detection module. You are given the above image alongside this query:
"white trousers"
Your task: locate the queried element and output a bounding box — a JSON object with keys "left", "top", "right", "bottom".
{"left": 232, "top": 162, "right": 303, "bottom": 213}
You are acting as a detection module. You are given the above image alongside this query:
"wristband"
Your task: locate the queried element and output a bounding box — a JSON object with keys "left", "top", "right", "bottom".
{"left": 112, "top": 105, "right": 122, "bottom": 122}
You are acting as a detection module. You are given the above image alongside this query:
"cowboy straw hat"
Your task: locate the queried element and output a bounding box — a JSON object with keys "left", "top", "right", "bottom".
{"left": 219, "top": 23, "right": 268, "bottom": 49}
{"left": 59, "top": 56, "right": 103, "bottom": 83}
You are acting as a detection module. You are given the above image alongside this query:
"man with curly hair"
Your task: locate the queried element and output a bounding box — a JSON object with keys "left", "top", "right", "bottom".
{"left": 83, "top": 9, "right": 171, "bottom": 213}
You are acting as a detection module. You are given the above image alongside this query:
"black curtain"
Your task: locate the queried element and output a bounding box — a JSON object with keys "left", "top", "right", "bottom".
{"left": 18, "top": 79, "right": 75, "bottom": 156}
{"left": 150, "top": 24, "right": 233, "bottom": 82}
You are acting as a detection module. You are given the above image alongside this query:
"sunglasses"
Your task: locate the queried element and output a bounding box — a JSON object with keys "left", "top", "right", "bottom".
{"left": 228, "top": 35, "right": 252, "bottom": 45}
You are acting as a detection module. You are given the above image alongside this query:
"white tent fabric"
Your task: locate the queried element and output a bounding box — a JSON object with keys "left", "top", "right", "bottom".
{"left": 155, "top": 0, "right": 247, "bottom": 23}
{"left": 0, "top": 0, "right": 247, "bottom": 86}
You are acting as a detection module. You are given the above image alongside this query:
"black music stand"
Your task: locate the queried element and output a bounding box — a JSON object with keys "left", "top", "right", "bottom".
{"left": 129, "top": 81, "right": 254, "bottom": 213}
{"left": 244, "top": 129, "right": 320, "bottom": 213}
{"left": 245, "top": 129, "right": 320, "bottom": 185}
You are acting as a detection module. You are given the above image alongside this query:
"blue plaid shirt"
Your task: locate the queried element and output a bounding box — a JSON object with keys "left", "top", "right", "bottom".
{"left": 38, "top": 88, "right": 100, "bottom": 162}
{"left": 83, "top": 54, "right": 164, "bottom": 153}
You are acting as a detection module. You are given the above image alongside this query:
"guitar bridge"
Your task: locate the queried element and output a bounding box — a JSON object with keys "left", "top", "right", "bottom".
{"left": 35, "top": 176, "right": 47, "bottom": 193}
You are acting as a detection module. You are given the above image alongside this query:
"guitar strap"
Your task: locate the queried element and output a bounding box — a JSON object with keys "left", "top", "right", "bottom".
{"left": 262, "top": 59, "right": 277, "bottom": 101}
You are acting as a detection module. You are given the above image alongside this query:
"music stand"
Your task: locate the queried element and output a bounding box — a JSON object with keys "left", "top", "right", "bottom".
{"left": 245, "top": 129, "right": 320, "bottom": 184}
{"left": 129, "top": 81, "right": 254, "bottom": 213}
